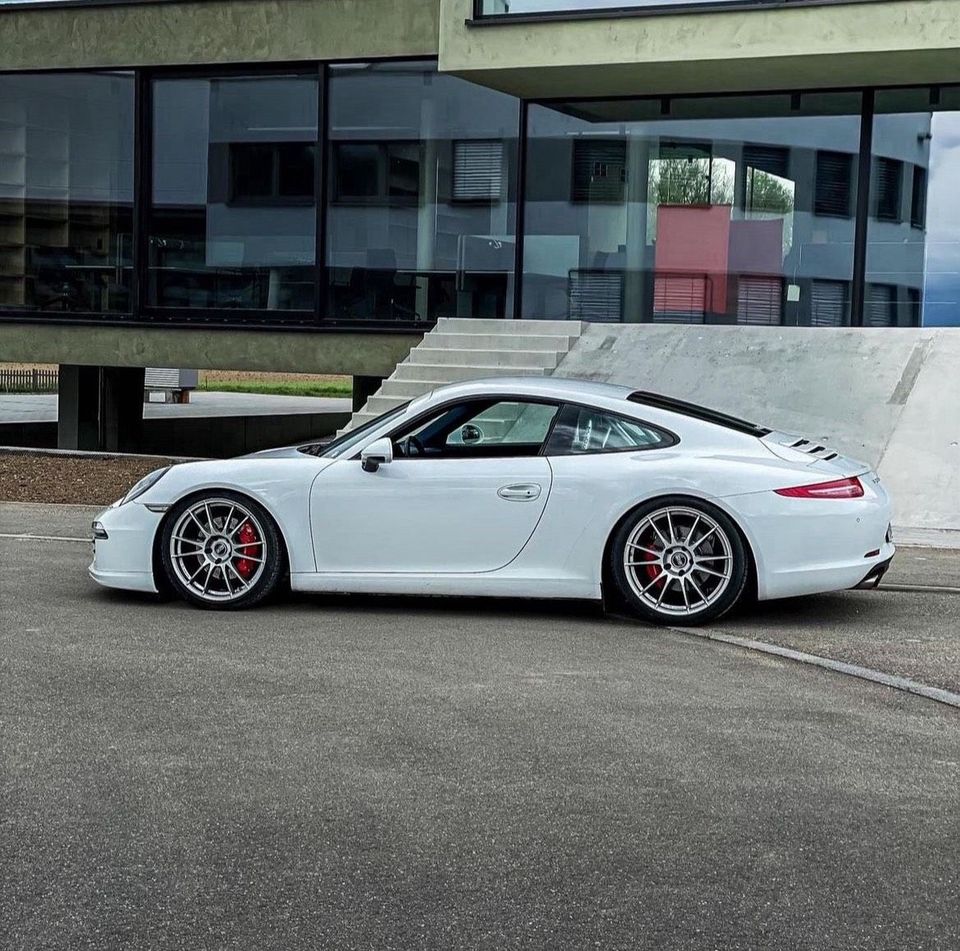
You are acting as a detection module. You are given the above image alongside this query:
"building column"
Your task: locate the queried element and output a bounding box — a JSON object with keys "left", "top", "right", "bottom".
{"left": 352, "top": 375, "right": 382, "bottom": 412}
{"left": 101, "top": 366, "right": 145, "bottom": 452}
{"left": 58, "top": 364, "right": 144, "bottom": 452}
{"left": 623, "top": 136, "right": 652, "bottom": 323}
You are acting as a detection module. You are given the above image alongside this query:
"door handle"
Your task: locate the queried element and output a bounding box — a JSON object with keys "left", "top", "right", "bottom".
{"left": 498, "top": 483, "right": 542, "bottom": 502}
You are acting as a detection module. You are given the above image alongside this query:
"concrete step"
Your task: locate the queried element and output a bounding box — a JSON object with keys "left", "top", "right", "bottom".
{"left": 343, "top": 412, "right": 378, "bottom": 430}
{"left": 425, "top": 332, "right": 576, "bottom": 351}
{"left": 409, "top": 347, "right": 560, "bottom": 369}
{"left": 376, "top": 378, "right": 445, "bottom": 399}
{"left": 392, "top": 362, "right": 549, "bottom": 383}
{"left": 357, "top": 394, "right": 410, "bottom": 417}
{"left": 434, "top": 318, "right": 583, "bottom": 336}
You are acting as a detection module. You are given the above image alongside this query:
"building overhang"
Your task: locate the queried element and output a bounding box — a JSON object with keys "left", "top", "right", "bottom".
{"left": 439, "top": 0, "right": 960, "bottom": 98}
{"left": 0, "top": 0, "right": 440, "bottom": 71}
{"left": 0, "top": 323, "right": 420, "bottom": 377}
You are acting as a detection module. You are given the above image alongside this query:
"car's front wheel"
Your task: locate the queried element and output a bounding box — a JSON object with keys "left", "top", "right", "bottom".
{"left": 608, "top": 497, "right": 748, "bottom": 626}
{"left": 160, "top": 491, "right": 285, "bottom": 609}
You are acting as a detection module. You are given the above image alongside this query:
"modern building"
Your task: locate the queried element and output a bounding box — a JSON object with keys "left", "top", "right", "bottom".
{"left": 0, "top": 0, "right": 958, "bottom": 494}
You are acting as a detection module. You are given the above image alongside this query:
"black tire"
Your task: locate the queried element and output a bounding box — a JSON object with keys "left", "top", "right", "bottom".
{"left": 160, "top": 490, "right": 286, "bottom": 610}
{"left": 607, "top": 496, "right": 748, "bottom": 626}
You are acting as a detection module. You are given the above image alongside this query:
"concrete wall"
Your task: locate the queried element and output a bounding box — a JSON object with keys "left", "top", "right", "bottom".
{"left": 0, "top": 323, "right": 420, "bottom": 378}
{"left": 0, "top": 410, "right": 350, "bottom": 457}
{"left": 0, "top": 0, "right": 439, "bottom": 70}
{"left": 441, "top": 0, "right": 960, "bottom": 97}
{"left": 553, "top": 325, "right": 960, "bottom": 536}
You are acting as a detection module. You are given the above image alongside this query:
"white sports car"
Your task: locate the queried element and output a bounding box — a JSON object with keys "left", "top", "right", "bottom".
{"left": 90, "top": 377, "right": 895, "bottom": 625}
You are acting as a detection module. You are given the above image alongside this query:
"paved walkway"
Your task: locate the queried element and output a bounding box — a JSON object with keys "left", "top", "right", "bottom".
{"left": 2, "top": 501, "right": 958, "bottom": 694}
{"left": 1, "top": 521, "right": 958, "bottom": 949}
{"left": 0, "top": 391, "right": 351, "bottom": 422}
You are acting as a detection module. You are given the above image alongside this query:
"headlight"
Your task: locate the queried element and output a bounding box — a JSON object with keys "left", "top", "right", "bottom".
{"left": 120, "top": 466, "right": 171, "bottom": 505}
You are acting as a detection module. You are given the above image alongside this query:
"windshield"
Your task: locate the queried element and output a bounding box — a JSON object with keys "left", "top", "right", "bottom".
{"left": 301, "top": 401, "right": 411, "bottom": 460}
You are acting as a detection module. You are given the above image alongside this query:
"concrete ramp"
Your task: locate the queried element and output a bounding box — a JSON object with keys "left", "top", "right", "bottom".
{"left": 554, "top": 325, "right": 959, "bottom": 539}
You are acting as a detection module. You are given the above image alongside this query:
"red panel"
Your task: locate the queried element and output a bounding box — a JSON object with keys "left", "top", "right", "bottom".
{"left": 654, "top": 205, "right": 731, "bottom": 316}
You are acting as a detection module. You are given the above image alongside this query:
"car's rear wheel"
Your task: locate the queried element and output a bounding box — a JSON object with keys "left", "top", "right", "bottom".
{"left": 609, "top": 498, "right": 748, "bottom": 626}
{"left": 160, "top": 491, "right": 285, "bottom": 610}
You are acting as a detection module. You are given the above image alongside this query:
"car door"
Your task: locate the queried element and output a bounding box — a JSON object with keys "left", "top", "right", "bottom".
{"left": 310, "top": 398, "right": 559, "bottom": 574}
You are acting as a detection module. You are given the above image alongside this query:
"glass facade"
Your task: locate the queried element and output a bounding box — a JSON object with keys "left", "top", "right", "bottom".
{"left": 0, "top": 71, "right": 134, "bottom": 313}
{"left": 522, "top": 93, "right": 863, "bottom": 325}
{"left": 149, "top": 74, "right": 318, "bottom": 312}
{"left": 0, "top": 64, "right": 958, "bottom": 329}
{"left": 478, "top": 0, "right": 837, "bottom": 15}
{"left": 326, "top": 61, "right": 519, "bottom": 322}
{"left": 867, "top": 88, "right": 960, "bottom": 327}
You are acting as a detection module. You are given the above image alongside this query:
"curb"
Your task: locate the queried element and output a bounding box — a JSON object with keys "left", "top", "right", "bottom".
{"left": 670, "top": 625, "right": 960, "bottom": 711}
{"left": 0, "top": 445, "right": 202, "bottom": 462}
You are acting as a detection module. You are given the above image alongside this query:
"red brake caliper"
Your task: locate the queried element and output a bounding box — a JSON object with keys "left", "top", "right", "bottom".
{"left": 643, "top": 530, "right": 664, "bottom": 588}
{"left": 234, "top": 520, "right": 261, "bottom": 579}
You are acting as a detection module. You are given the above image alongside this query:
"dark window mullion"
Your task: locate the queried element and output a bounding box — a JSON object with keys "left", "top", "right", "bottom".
{"left": 851, "top": 88, "right": 875, "bottom": 328}
{"left": 315, "top": 62, "right": 327, "bottom": 325}
{"left": 133, "top": 69, "right": 153, "bottom": 318}
{"left": 513, "top": 98, "right": 529, "bottom": 320}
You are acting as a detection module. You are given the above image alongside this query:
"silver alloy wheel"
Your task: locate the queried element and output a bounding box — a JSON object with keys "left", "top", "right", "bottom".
{"left": 622, "top": 505, "right": 734, "bottom": 617}
{"left": 168, "top": 497, "right": 267, "bottom": 603}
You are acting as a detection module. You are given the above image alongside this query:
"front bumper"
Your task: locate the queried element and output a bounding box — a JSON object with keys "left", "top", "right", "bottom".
{"left": 88, "top": 501, "right": 164, "bottom": 594}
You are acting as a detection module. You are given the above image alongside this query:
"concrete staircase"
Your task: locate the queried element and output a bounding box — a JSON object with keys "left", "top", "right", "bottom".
{"left": 345, "top": 318, "right": 583, "bottom": 430}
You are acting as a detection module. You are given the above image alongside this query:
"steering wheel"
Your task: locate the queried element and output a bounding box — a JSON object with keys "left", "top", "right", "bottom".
{"left": 406, "top": 435, "right": 425, "bottom": 457}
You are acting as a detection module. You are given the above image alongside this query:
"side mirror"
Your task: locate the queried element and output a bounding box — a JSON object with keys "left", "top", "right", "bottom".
{"left": 360, "top": 437, "right": 393, "bottom": 473}
{"left": 460, "top": 423, "right": 484, "bottom": 445}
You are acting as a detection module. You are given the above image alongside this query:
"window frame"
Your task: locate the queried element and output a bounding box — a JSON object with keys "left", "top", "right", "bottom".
{"left": 469, "top": 0, "right": 894, "bottom": 26}
{"left": 227, "top": 141, "right": 318, "bottom": 208}
{"left": 872, "top": 155, "right": 904, "bottom": 223}
{"left": 356, "top": 393, "right": 679, "bottom": 461}
{"left": 329, "top": 139, "right": 424, "bottom": 207}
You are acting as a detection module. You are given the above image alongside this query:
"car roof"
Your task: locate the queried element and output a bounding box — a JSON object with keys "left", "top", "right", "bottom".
{"left": 422, "top": 376, "right": 635, "bottom": 405}
{"left": 412, "top": 377, "right": 769, "bottom": 446}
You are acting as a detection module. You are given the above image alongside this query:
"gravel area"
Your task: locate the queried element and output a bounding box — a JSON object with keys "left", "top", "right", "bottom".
{"left": 0, "top": 452, "right": 175, "bottom": 505}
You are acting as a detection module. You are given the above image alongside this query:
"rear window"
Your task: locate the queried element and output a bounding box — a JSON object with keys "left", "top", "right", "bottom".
{"left": 545, "top": 404, "right": 675, "bottom": 455}
{"left": 627, "top": 391, "right": 771, "bottom": 437}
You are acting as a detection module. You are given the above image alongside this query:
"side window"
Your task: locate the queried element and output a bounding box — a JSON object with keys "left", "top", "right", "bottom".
{"left": 393, "top": 399, "right": 559, "bottom": 459}
{"left": 446, "top": 401, "right": 558, "bottom": 449}
{"left": 545, "top": 404, "right": 673, "bottom": 455}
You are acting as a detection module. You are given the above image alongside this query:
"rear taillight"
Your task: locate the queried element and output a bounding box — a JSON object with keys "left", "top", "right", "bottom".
{"left": 775, "top": 476, "right": 865, "bottom": 500}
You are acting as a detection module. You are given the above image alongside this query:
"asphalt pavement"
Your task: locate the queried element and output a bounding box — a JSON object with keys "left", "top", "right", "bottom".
{"left": 1, "top": 516, "right": 959, "bottom": 950}
{"left": 0, "top": 390, "right": 350, "bottom": 423}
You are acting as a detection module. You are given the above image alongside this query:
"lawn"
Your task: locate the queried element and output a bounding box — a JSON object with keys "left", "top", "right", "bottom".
{"left": 197, "top": 370, "right": 353, "bottom": 399}
{"left": 198, "top": 379, "right": 352, "bottom": 399}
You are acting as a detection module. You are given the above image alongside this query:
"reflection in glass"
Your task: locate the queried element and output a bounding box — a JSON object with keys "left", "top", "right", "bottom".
{"left": 522, "top": 94, "right": 862, "bottom": 325}
{"left": 326, "top": 61, "right": 519, "bottom": 322}
{"left": 481, "top": 0, "right": 755, "bottom": 12}
{"left": 868, "top": 87, "right": 960, "bottom": 326}
{"left": 0, "top": 72, "right": 134, "bottom": 313}
{"left": 149, "top": 75, "right": 317, "bottom": 311}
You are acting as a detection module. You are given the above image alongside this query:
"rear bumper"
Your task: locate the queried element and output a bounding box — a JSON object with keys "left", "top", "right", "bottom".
{"left": 723, "top": 478, "right": 894, "bottom": 601}
{"left": 853, "top": 554, "right": 894, "bottom": 590}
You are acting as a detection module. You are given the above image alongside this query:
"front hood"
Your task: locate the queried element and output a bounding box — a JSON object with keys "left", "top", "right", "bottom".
{"left": 242, "top": 445, "right": 313, "bottom": 459}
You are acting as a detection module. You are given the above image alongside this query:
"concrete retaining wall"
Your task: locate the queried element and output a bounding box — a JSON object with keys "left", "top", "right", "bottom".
{"left": 554, "top": 326, "right": 960, "bottom": 537}
{"left": 0, "top": 412, "right": 350, "bottom": 459}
